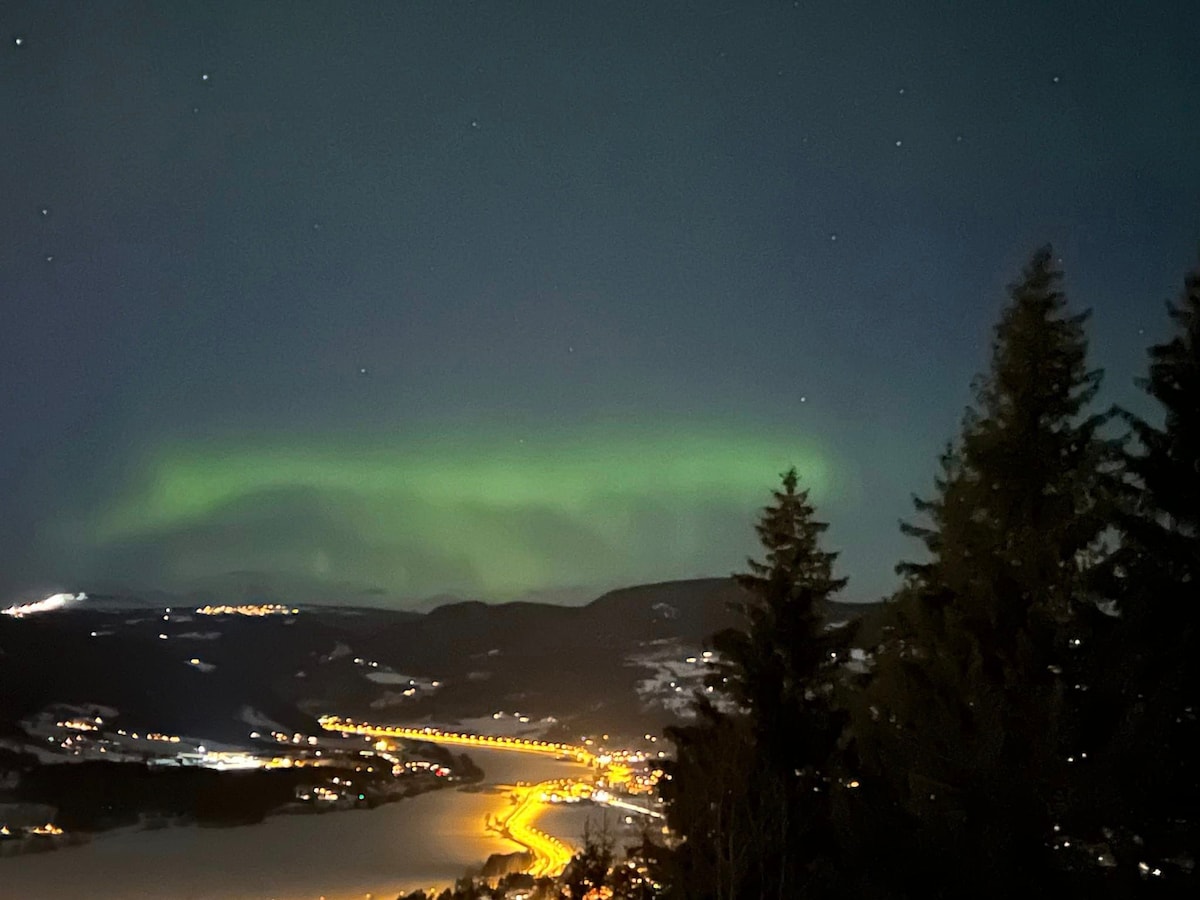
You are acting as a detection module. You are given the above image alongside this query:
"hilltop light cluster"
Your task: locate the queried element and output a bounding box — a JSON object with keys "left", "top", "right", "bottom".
{"left": 194, "top": 603, "right": 298, "bottom": 616}
{"left": 1, "top": 592, "right": 86, "bottom": 618}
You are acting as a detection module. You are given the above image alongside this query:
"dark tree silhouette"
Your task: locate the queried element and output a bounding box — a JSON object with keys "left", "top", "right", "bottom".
{"left": 660, "top": 468, "right": 855, "bottom": 899}
{"left": 559, "top": 817, "right": 615, "bottom": 899}
{"left": 854, "top": 248, "right": 1118, "bottom": 896}
{"left": 1093, "top": 261, "right": 1200, "bottom": 889}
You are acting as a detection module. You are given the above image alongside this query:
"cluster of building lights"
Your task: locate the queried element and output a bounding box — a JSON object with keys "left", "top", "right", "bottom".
{"left": 492, "top": 710, "right": 534, "bottom": 724}
{"left": 27, "top": 710, "right": 472, "bottom": 814}
{"left": 112, "top": 728, "right": 182, "bottom": 744}
{"left": 269, "top": 730, "right": 323, "bottom": 746}
{"left": 21, "top": 702, "right": 676, "bottom": 883}
{"left": 404, "top": 759, "right": 451, "bottom": 777}
{"left": 57, "top": 717, "right": 102, "bottom": 731}
{"left": 194, "top": 604, "right": 298, "bottom": 616}
{"left": 0, "top": 823, "right": 64, "bottom": 838}
{"left": 297, "top": 786, "right": 340, "bottom": 803}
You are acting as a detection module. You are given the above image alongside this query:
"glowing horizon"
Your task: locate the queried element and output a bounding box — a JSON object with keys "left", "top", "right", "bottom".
{"left": 1, "top": 591, "right": 87, "bottom": 618}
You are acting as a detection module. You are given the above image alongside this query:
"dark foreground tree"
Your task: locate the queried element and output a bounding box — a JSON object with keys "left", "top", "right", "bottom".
{"left": 559, "top": 818, "right": 615, "bottom": 899}
{"left": 1094, "top": 261, "right": 1200, "bottom": 889}
{"left": 660, "top": 468, "right": 856, "bottom": 899}
{"left": 853, "top": 247, "right": 1117, "bottom": 897}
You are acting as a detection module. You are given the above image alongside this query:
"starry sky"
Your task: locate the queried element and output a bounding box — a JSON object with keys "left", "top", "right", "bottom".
{"left": 2, "top": 1, "right": 1199, "bottom": 607}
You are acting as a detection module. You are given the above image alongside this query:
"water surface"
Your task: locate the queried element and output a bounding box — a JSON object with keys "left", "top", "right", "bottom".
{"left": 0, "top": 749, "right": 591, "bottom": 900}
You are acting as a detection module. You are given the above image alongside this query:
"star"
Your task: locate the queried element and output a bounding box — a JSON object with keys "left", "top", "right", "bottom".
{"left": 201, "top": 73, "right": 210, "bottom": 81}
{"left": 898, "top": 87, "right": 906, "bottom": 95}
{"left": 358, "top": 367, "right": 368, "bottom": 375}
{"left": 1052, "top": 75, "right": 1061, "bottom": 84}
{"left": 829, "top": 233, "right": 837, "bottom": 241}
{"left": 14, "top": 37, "right": 23, "bottom": 47}
{"left": 40, "top": 208, "right": 48, "bottom": 216}
{"left": 895, "top": 140, "right": 903, "bottom": 147}
{"left": 800, "top": 396, "right": 807, "bottom": 403}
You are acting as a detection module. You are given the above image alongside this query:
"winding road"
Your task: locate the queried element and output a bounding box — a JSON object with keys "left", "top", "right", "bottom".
{"left": 318, "top": 716, "right": 654, "bottom": 878}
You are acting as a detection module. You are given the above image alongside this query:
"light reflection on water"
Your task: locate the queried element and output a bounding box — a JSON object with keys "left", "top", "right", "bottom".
{"left": 0, "top": 749, "right": 593, "bottom": 900}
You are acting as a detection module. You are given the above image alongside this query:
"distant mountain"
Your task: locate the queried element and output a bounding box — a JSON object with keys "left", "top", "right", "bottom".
{"left": 73, "top": 570, "right": 412, "bottom": 611}
{"left": 0, "top": 578, "right": 882, "bottom": 749}
{"left": 17, "top": 574, "right": 608, "bottom": 616}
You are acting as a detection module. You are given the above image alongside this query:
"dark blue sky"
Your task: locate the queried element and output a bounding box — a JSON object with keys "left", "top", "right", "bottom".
{"left": 2, "top": 1, "right": 1199, "bottom": 606}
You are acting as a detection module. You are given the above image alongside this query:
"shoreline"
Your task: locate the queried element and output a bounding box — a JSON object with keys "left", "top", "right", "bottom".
{"left": 0, "top": 747, "right": 592, "bottom": 899}
{"left": 0, "top": 770, "right": 474, "bottom": 861}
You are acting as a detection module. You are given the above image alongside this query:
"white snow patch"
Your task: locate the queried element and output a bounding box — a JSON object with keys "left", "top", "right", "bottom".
{"left": 365, "top": 671, "right": 412, "bottom": 684}
{"left": 454, "top": 714, "right": 556, "bottom": 738}
{"left": 369, "top": 691, "right": 414, "bottom": 709}
{"left": 321, "top": 641, "right": 351, "bottom": 662}
{"left": 238, "top": 707, "right": 288, "bottom": 733}
{"left": 627, "top": 640, "right": 718, "bottom": 718}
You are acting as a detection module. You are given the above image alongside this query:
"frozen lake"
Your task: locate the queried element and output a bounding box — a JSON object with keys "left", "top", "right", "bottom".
{"left": 0, "top": 749, "right": 594, "bottom": 900}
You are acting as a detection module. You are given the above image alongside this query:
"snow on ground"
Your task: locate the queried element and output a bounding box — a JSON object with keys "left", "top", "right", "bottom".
{"left": 626, "top": 639, "right": 718, "bottom": 719}
{"left": 0, "top": 736, "right": 89, "bottom": 766}
{"left": 321, "top": 642, "right": 351, "bottom": 662}
{"left": 366, "top": 674, "right": 442, "bottom": 707}
{"left": 364, "top": 671, "right": 411, "bottom": 684}
{"left": 452, "top": 712, "right": 558, "bottom": 738}
{"left": 363, "top": 671, "right": 439, "bottom": 688}
{"left": 368, "top": 690, "right": 413, "bottom": 709}
{"left": 239, "top": 707, "right": 289, "bottom": 733}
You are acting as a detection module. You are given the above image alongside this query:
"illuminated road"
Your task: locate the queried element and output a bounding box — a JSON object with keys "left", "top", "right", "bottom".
{"left": 318, "top": 716, "right": 659, "bottom": 878}
{"left": 499, "top": 779, "right": 575, "bottom": 877}
{"left": 319, "top": 716, "right": 595, "bottom": 764}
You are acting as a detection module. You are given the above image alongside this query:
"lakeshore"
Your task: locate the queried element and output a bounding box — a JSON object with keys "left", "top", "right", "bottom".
{"left": 0, "top": 748, "right": 593, "bottom": 899}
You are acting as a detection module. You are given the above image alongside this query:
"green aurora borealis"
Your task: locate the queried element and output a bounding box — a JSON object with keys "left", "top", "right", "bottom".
{"left": 78, "top": 427, "right": 837, "bottom": 601}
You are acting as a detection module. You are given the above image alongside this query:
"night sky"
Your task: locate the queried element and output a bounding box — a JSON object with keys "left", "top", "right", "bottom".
{"left": 3, "top": 1, "right": 1199, "bottom": 607}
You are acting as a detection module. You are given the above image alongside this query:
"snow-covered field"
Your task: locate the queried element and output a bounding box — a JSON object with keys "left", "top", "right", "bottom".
{"left": 626, "top": 639, "right": 717, "bottom": 718}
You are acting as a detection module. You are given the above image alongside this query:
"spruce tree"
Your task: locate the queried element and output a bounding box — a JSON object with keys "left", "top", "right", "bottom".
{"left": 660, "top": 468, "right": 853, "bottom": 899}
{"left": 1097, "top": 262, "right": 1200, "bottom": 887}
{"left": 855, "top": 248, "right": 1116, "bottom": 895}
{"left": 560, "top": 820, "right": 615, "bottom": 899}
{"left": 657, "top": 700, "right": 757, "bottom": 900}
